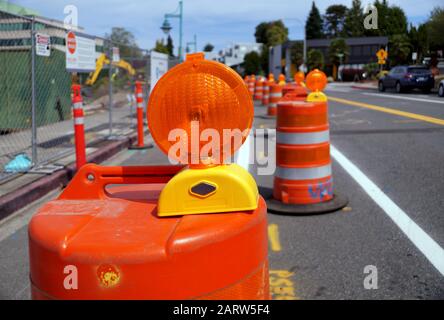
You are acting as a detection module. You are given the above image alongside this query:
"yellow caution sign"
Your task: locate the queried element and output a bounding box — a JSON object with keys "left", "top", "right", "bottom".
{"left": 377, "top": 49, "right": 388, "bottom": 65}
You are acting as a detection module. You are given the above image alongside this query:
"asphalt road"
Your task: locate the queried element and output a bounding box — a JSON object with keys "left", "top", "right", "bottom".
{"left": 0, "top": 84, "right": 443, "bottom": 299}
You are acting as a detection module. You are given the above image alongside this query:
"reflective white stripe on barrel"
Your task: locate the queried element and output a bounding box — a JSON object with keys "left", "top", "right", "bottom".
{"left": 137, "top": 103, "right": 143, "bottom": 109}
{"left": 270, "top": 93, "right": 282, "bottom": 98}
{"left": 277, "top": 130, "right": 330, "bottom": 145}
{"left": 136, "top": 93, "right": 143, "bottom": 99}
{"left": 73, "top": 102, "right": 83, "bottom": 109}
{"left": 276, "top": 164, "right": 331, "bottom": 180}
{"left": 269, "top": 103, "right": 277, "bottom": 108}
{"left": 74, "top": 117, "right": 84, "bottom": 125}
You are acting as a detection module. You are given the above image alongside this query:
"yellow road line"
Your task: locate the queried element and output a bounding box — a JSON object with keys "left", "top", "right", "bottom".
{"left": 268, "top": 224, "right": 282, "bottom": 252}
{"left": 329, "top": 96, "right": 444, "bottom": 126}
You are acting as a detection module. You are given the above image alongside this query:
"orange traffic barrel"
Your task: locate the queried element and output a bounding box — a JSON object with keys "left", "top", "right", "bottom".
{"left": 267, "top": 69, "right": 348, "bottom": 215}
{"left": 262, "top": 80, "right": 270, "bottom": 107}
{"left": 29, "top": 53, "right": 270, "bottom": 300}
{"left": 248, "top": 75, "right": 255, "bottom": 97}
{"left": 29, "top": 165, "right": 269, "bottom": 300}
{"left": 267, "top": 83, "right": 282, "bottom": 116}
{"left": 282, "top": 84, "right": 297, "bottom": 96}
{"left": 274, "top": 99, "right": 332, "bottom": 204}
{"left": 254, "top": 77, "right": 264, "bottom": 101}
{"left": 282, "top": 86, "right": 308, "bottom": 101}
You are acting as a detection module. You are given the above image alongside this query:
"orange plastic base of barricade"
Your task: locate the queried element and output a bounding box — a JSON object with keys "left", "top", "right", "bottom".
{"left": 29, "top": 164, "right": 269, "bottom": 300}
{"left": 273, "top": 176, "right": 333, "bottom": 205}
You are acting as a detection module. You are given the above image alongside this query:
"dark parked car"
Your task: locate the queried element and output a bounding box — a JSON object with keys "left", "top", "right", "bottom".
{"left": 378, "top": 66, "right": 435, "bottom": 93}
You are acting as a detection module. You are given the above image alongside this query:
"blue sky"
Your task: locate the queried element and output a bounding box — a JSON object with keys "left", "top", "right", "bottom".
{"left": 10, "top": 0, "right": 443, "bottom": 53}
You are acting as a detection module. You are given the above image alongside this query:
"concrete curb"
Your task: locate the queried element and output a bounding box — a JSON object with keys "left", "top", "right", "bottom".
{"left": 351, "top": 85, "right": 378, "bottom": 91}
{"left": 0, "top": 134, "right": 137, "bottom": 221}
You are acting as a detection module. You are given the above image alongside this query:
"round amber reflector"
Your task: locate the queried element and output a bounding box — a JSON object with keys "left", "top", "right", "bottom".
{"left": 306, "top": 69, "right": 327, "bottom": 92}
{"left": 294, "top": 71, "right": 305, "bottom": 84}
{"left": 148, "top": 53, "right": 253, "bottom": 166}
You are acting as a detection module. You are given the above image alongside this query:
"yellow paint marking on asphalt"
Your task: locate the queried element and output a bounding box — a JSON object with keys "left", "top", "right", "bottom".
{"left": 268, "top": 224, "right": 282, "bottom": 252}
{"left": 329, "top": 96, "right": 444, "bottom": 126}
{"left": 269, "top": 270, "right": 299, "bottom": 300}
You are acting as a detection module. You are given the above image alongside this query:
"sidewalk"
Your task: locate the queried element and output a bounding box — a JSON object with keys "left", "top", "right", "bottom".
{"left": 350, "top": 81, "right": 378, "bottom": 90}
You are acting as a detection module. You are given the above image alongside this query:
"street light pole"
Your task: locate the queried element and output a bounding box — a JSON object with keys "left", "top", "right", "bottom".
{"left": 161, "top": 0, "right": 184, "bottom": 61}
{"left": 186, "top": 34, "right": 197, "bottom": 53}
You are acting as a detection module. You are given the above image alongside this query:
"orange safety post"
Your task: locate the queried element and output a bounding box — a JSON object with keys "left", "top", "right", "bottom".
{"left": 129, "top": 81, "right": 152, "bottom": 150}
{"left": 29, "top": 52, "right": 269, "bottom": 300}
{"left": 268, "top": 83, "right": 282, "bottom": 117}
{"left": 267, "top": 69, "right": 348, "bottom": 215}
{"left": 71, "top": 84, "right": 86, "bottom": 170}
{"left": 254, "top": 77, "right": 264, "bottom": 101}
{"left": 248, "top": 75, "right": 256, "bottom": 97}
{"left": 262, "top": 80, "right": 270, "bottom": 107}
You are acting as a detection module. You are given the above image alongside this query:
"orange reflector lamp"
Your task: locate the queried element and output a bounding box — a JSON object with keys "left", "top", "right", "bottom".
{"left": 294, "top": 71, "right": 305, "bottom": 85}
{"left": 306, "top": 69, "right": 328, "bottom": 102}
{"left": 148, "top": 53, "right": 258, "bottom": 217}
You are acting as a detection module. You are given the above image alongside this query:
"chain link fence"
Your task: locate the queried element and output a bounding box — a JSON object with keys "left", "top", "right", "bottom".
{"left": 0, "top": 9, "right": 179, "bottom": 183}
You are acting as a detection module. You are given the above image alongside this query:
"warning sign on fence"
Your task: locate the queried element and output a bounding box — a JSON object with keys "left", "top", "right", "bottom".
{"left": 65, "top": 31, "right": 96, "bottom": 73}
{"left": 35, "top": 33, "right": 51, "bottom": 57}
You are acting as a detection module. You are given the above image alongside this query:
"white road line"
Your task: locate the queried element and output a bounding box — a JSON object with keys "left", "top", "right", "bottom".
{"left": 331, "top": 144, "right": 444, "bottom": 277}
{"left": 235, "top": 134, "right": 251, "bottom": 170}
{"left": 363, "top": 92, "right": 444, "bottom": 105}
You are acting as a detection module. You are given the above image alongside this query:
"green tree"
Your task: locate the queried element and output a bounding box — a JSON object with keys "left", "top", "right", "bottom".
{"left": 254, "top": 20, "right": 289, "bottom": 73}
{"left": 153, "top": 39, "right": 169, "bottom": 54}
{"left": 243, "top": 51, "right": 261, "bottom": 75}
{"left": 105, "top": 27, "right": 141, "bottom": 58}
{"left": 306, "top": 1, "right": 325, "bottom": 39}
{"left": 203, "top": 43, "right": 215, "bottom": 52}
{"left": 307, "top": 49, "right": 324, "bottom": 71}
{"left": 389, "top": 34, "right": 412, "bottom": 66}
{"left": 344, "top": 0, "right": 365, "bottom": 37}
{"left": 266, "top": 24, "right": 289, "bottom": 47}
{"left": 166, "top": 35, "right": 174, "bottom": 57}
{"left": 427, "top": 7, "right": 444, "bottom": 50}
{"left": 324, "top": 5, "right": 348, "bottom": 37}
{"left": 365, "top": 1, "right": 408, "bottom": 37}
{"left": 254, "top": 20, "right": 288, "bottom": 46}
{"left": 329, "top": 38, "right": 349, "bottom": 65}
{"left": 329, "top": 38, "right": 349, "bottom": 79}
{"left": 291, "top": 41, "right": 304, "bottom": 68}
{"left": 386, "top": 6, "right": 408, "bottom": 36}
{"left": 408, "top": 24, "right": 429, "bottom": 62}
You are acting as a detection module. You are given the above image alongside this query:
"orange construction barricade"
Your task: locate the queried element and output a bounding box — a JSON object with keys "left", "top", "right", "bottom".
{"left": 267, "top": 83, "right": 282, "bottom": 117}
{"left": 29, "top": 53, "right": 269, "bottom": 300}
{"left": 262, "top": 80, "right": 270, "bottom": 107}
{"left": 248, "top": 75, "right": 256, "bottom": 97}
{"left": 267, "top": 69, "right": 348, "bottom": 215}
{"left": 254, "top": 77, "right": 264, "bottom": 101}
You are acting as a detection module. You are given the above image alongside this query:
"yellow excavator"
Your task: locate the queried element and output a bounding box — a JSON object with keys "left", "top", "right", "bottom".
{"left": 86, "top": 53, "right": 136, "bottom": 86}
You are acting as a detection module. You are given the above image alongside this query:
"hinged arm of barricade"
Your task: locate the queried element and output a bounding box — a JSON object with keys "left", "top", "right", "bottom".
{"left": 59, "top": 163, "right": 184, "bottom": 200}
